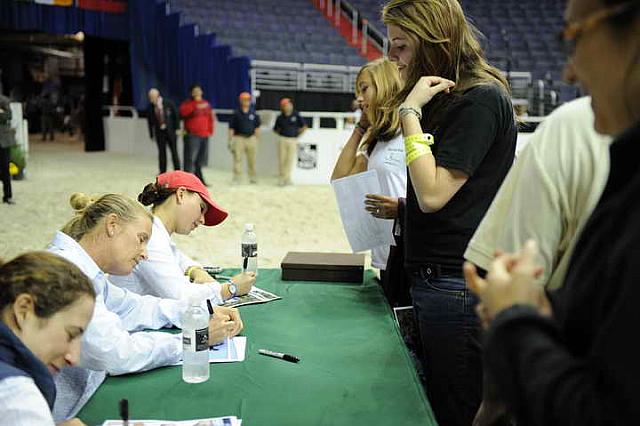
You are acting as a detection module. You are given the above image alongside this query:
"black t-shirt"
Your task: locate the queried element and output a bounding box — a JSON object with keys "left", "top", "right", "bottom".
{"left": 274, "top": 112, "right": 305, "bottom": 137}
{"left": 404, "top": 83, "right": 517, "bottom": 271}
{"left": 229, "top": 109, "right": 261, "bottom": 136}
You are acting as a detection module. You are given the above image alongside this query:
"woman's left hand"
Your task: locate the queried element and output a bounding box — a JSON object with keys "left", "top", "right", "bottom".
{"left": 403, "top": 76, "right": 455, "bottom": 110}
{"left": 464, "top": 240, "right": 548, "bottom": 321}
{"left": 365, "top": 194, "right": 399, "bottom": 219}
{"left": 213, "top": 305, "right": 244, "bottom": 336}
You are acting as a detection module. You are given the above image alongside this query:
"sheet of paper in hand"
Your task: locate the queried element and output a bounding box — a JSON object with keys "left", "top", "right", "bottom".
{"left": 331, "top": 169, "right": 393, "bottom": 252}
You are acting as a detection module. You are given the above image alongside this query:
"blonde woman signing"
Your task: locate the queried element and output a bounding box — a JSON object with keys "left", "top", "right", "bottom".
{"left": 48, "top": 193, "right": 243, "bottom": 422}
{"left": 331, "top": 58, "right": 408, "bottom": 304}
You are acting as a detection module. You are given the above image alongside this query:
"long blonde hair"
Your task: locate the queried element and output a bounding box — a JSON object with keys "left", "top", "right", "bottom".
{"left": 356, "top": 58, "right": 402, "bottom": 155}
{"left": 382, "top": 0, "right": 510, "bottom": 128}
{"left": 61, "top": 192, "right": 152, "bottom": 241}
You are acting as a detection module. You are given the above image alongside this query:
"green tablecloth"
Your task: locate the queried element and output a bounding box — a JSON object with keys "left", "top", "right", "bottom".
{"left": 78, "top": 269, "right": 436, "bottom": 425}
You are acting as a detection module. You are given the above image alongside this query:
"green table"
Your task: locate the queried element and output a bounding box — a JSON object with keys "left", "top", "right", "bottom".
{"left": 78, "top": 269, "right": 436, "bottom": 425}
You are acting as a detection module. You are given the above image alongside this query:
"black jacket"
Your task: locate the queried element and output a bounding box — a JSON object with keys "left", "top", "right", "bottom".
{"left": 147, "top": 98, "right": 179, "bottom": 139}
{"left": 485, "top": 121, "right": 640, "bottom": 426}
{"left": 0, "top": 95, "right": 14, "bottom": 149}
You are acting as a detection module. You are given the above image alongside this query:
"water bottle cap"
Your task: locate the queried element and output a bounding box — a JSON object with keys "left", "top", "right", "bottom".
{"left": 244, "top": 223, "right": 254, "bottom": 231}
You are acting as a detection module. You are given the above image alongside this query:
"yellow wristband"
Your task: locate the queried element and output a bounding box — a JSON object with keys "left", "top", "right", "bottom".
{"left": 185, "top": 266, "right": 200, "bottom": 280}
{"left": 404, "top": 133, "right": 435, "bottom": 146}
{"left": 404, "top": 133, "right": 434, "bottom": 165}
{"left": 405, "top": 143, "right": 431, "bottom": 165}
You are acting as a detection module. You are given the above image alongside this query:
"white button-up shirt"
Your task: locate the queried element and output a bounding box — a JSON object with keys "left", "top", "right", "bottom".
{"left": 48, "top": 231, "right": 186, "bottom": 421}
{"left": 110, "top": 216, "right": 223, "bottom": 303}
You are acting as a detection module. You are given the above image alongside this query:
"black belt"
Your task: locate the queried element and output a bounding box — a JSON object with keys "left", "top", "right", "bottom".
{"left": 407, "top": 263, "right": 463, "bottom": 279}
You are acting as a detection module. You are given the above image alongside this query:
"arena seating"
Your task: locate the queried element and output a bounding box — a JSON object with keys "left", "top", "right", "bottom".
{"left": 348, "top": 0, "right": 578, "bottom": 104}
{"left": 170, "top": 0, "right": 367, "bottom": 66}
{"left": 170, "top": 0, "right": 577, "bottom": 110}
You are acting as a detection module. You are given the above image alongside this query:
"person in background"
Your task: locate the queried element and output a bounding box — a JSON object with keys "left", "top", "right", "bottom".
{"left": 0, "top": 251, "right": 96, "bottom": 426}
{"left": 180, "top": 84, "right": 214, "bottom": 186}
{"left": 147, "top": 88, "right": 181, "bottom": 174}
{"left": 228, "top": 92, "right": 261, "bottom": 184}
{"left": 331, "top": 58, "right": 408, "bottom": 305}
{"left": 48, "top": 193, "right": 243, "bottom": 421}
{"left": 464, "top": 97, "right": 612, "bottom": 425}
{"left": 0, "top": 94, "right": 14, "bottom": 205}
{"left": 40, "top": 94, "right": 55, "bottom": 142}
{"left": 110, "top": 171, "right": 256, "bottom": 301}
{"left": 464, "top": 0, "right": 640, "bottom": 424}
{"left": 382, "top": 0, "right": 517, "bottom": 424}
{"left": 273, "top": 98, "right": 307, "bottom": 186}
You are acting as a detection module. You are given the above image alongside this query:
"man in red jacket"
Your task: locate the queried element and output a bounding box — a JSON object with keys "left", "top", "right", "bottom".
{"left": 179, "top": 84, "right": 215, "bottom": 185}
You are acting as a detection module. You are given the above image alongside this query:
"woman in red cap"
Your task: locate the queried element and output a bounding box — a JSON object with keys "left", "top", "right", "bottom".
{"left": 110, "top": 171, "right": 256, "bottom": 302}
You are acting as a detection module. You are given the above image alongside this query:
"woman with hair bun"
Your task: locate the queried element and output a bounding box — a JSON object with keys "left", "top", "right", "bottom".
{"left": 48, "top": 191, "right": 243, "bottom": 422}
{"left": 110, "top": 171, "right": 256, "bottom": 301}
{"left": 0, "top": 251, "right": 95, "bottom": 426}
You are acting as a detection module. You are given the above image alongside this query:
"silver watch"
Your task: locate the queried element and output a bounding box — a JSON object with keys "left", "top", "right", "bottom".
{"left": 228, "top": 282, "right": 238, "bottom": 297}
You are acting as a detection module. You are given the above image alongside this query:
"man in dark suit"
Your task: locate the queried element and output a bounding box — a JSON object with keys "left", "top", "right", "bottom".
{"left": 147, "top": 88, "right": 181, "bottom": 174}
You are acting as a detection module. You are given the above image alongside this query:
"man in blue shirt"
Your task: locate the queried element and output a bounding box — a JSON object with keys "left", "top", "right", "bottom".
{"left": 273, "top": 98, "right": 307, "bottom": 186}
{"left": 228, "top": 92, "right": 261, "bottom": 184}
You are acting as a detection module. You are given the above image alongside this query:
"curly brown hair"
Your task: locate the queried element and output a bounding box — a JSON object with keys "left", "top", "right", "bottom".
{"left": 0, "top": 251, "right": 96, "bottom": 318}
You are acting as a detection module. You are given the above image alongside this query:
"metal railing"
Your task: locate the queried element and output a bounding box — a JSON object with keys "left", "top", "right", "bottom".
{"left": 251, "top": 60, "right": 361, "bottom": 93}
{"left": 316, "top": 0, "right": 387, "bottom": 56}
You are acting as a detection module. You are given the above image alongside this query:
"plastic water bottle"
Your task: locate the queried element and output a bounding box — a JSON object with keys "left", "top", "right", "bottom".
{"left": 241, "top": 223, "right": 258, "bottom": 274}
{"left": 182, "top": 293, "right": 210, "bottom": 383}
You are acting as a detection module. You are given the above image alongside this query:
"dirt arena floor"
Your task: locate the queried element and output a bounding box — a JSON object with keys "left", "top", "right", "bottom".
{"left": 0, "top": 136, "right": 366, "bottom": 270}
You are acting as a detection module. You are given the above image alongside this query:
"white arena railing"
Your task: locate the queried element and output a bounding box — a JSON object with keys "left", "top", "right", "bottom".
{"left": 102, "top": 105, "right": 543, "bottom": 186}
{"left": 251, "top": 60, "right": 362, "bottom": 93}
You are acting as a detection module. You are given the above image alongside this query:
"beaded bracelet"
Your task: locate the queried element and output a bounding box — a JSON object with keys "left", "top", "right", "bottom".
{"left": 399, "top": 105, "right": 422, "bottom": 121}
{"left": 354, "top": 123, "right": 367, "bottom": 136}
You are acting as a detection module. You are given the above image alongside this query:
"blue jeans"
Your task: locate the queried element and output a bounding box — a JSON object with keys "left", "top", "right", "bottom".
{"left": 409, "top": 268, "right": 482, "bottom": 426}
{"left": 184, "top": 135, "right": 208, "bottom": 183}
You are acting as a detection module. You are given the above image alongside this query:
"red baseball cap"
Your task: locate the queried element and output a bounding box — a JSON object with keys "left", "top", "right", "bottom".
{"left": 239, "top": 92, "right": 251, "bottom": 100}
{"left": 156, "top": 171, "right": 228, "bottom": 226}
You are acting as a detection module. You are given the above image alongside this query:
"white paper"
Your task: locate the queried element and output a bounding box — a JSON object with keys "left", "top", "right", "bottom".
{"left": 332, "top": 170, "right": 394, "bottom": 252}
{"left": 172, "top": 336, "right": 246, "bottom": 365}
{"left": 102, "top": 416, "right": 240, "bottom": 425}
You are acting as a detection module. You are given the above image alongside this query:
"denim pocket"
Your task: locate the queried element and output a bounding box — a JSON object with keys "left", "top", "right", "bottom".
{"left": 423, "top": 276, "right": 466, "bottom": 297}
